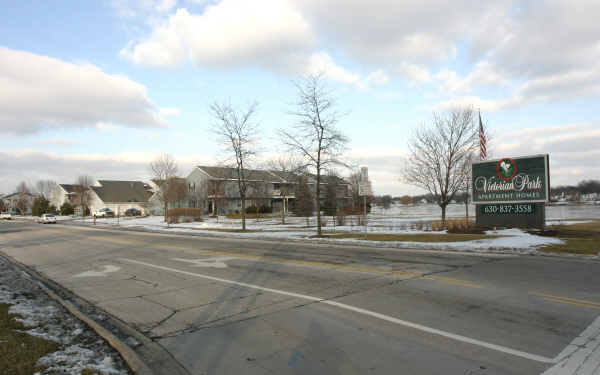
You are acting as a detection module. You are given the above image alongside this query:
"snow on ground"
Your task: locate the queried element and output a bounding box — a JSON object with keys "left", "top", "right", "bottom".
{"left": 0, "top": 258, "right": 130, "bottom": 375}
{"left": 69, "top": 214, "right": 577, "bottom": 253}
{"left": 546, "top": 220, "right": 592, "bottom": 226}
{"left": 307, "top": 228, "right": 565, "bottom": 254}
{"left": 12, "top": 215, "right": 74, "bottom": 222}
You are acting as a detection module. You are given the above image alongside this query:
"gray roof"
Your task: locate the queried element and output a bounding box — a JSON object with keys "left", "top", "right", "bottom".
{"left": 91, "top": 180, "right": 150, "bottom": 203}
{"left": 1, "top": 192, "right": 38, "bottom": 199}
{"left": 59, "top": 184, "right": 81, "bottom": 194}
{"left": 197, "top": 166, "right": 283, "bottom": 183}
{"left": 268, "top": 170, "right": 301, "bottom": 183}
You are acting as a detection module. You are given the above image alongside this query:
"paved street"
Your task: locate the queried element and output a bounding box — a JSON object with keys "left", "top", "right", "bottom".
{"left": 1, "top": 220, "right": 599, "bottom": 374}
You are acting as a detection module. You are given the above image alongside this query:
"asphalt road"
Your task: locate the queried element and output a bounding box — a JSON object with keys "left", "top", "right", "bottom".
{"left": 1, "top": 220, "right": 599, "bottom": 375}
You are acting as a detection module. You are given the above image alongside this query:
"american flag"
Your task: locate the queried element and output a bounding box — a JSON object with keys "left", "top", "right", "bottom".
{"left": 479, "top": 110, "right": 487, "bottom": 160}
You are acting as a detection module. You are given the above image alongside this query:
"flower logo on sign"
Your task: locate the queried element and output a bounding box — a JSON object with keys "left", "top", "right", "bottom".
{"left": 496, "top": 158, "right": 517, "bottom": 181}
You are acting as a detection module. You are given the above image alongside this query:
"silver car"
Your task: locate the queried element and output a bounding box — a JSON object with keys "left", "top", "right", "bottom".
{"left": 38, "top": 214, "right": 57, "bottom": 224}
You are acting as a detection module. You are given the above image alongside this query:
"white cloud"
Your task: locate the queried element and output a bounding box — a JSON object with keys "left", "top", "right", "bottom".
{"left": 121, "top": 3, "right": 315, "bottom": 69}
{"left": 397, "top": 62, "right": 432, "bottom": 85}
{"left": 365, "top": 70, "right": 390, "bottom": 86}
{"left": 305, "top": 52, "right": 360, "bottom": 85}
{"left": 119, "top": 0, "right": 600, "bottom": 105}
{"left": 155, "top": 0, "right": 177, "bottom": 12}
{"left": 33, "top": 138, "right": 80, "bottom": 146}
{"left": 298, "top": 0, "right": 507, "bottom": 66}
{"left": 436, "top": 62, "right": 509, "bottom": 94}
{"left": 0, "top": 47, "right": 167, "bottom": 135}
{"left": 435, "top": 64, "right": 600, "bottom": 112}
{"left": 435, "top": 96, "right": 519, "bottom": 113}
{"left": 159, "top": 107, "right": 181, "bottom": 117}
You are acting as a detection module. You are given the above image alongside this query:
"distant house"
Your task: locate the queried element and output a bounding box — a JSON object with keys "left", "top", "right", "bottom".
{"left": 185, "top": 166, "right": 352, "bottom": 215}
{"left": 1, "top": 192, "right": 38, "bottom": 215}
{"left": 89, "top": 180, "right": 153, "bottom": 215}
{"left": 146, "top": 177, "right": 189, "bottom": 215}
{"left": 50, "top": 184, "right": 83, "bottom": 210}
{"left": 50, "top": 180, "right": 153, "bottom": 216}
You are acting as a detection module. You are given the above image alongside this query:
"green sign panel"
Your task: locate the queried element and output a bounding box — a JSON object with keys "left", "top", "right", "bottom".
{"left": 479, "top": 203, "right": 536, "bottom": 215}
{"left": 472, "top": 154, "right": 550, "bottom": 204}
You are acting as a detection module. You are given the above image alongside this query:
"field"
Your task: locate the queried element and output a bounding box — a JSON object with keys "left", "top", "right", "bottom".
{"left": 539, "top": 220, "right": 600, "bottom": 255}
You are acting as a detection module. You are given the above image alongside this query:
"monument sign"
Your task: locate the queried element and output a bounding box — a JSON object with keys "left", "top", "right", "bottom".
{"left": 472, "top": 154, "right": 550, "bottom": 228}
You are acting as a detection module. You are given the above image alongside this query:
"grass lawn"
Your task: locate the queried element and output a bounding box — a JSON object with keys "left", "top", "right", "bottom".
{"left": 314, "top": 233, "right": 500, "bottom": 242}
{"left": 0, "top": 303, "right": 61, "bottom": 375}
{"left": 538, "top": 220, "right": 600, "bottom": 255}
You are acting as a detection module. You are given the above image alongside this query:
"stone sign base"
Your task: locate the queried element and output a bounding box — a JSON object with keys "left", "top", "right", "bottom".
{"left": 475, "top": 203, "right": 545, "bottom": 229}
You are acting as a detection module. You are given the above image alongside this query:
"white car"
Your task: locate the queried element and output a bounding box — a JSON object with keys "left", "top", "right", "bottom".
{"left": 93, "top": 208, "right": 115, "bottom": 218}
{"left": 0, "top": 212, "right": 11, "bottom": 220}
{"left": 38, "top": 214, "right": 57, "bottom": 224}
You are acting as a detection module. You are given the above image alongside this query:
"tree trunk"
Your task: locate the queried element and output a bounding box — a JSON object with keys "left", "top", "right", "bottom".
{"left": 465, "top": 183, "right": 469, "bottom": 222}
{"left": 441, "top": 204, "right": 447, "bottom": 227}
{"left": 164, "top": 201, "right": 168, "bottom": 223}
{"left": 281, "top": 197, "right": 286, "bottom": 225}
{"left": 241, "top": 195, "right": 246, "bottom": 231}
{"left": 316, "top": 171, "right": 322, "bottom": 237}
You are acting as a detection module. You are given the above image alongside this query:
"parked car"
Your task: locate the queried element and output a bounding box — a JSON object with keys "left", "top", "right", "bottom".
{"left": 125, "top": 208, "right": 142, "bottom": 216}
{"left": 38, "top": 213, "right": 57, "bottom": 224}
{"left": 93, "top": 208, "right": 115, "bottom": 218}
{"left": 0, "top": 212, "right": 12, "bottom": 220}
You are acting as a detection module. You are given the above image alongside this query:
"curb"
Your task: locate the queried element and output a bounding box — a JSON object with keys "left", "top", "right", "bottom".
{"left": 64, "top": 220, "right": 600, "bottom": 261}
{"left": 0, "top": 253, "right": 192, "bottom": 375}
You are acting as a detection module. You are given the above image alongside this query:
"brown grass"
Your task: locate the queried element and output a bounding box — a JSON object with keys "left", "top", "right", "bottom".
{"left": 0, "top": 303, "right": 61, "bottom": 375}
{"left": 538, "top": 219, "right": 600, "bottom": 255}
{"left": 430, "top": 218, "right": 484, "bottom": 233}
{"left": 316, "top": 233, "right": 499, "bottom": 242}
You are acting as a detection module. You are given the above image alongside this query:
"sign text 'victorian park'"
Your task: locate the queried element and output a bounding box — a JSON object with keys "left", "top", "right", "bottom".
{"left": 472, "top": 154, "right": 550, "bottom": 228}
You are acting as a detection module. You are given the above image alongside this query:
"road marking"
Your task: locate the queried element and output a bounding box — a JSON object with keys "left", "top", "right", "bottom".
{"left": 119, "top": 258, "right": 554, "bottom": 363}
{"left": 172, "top": 257, "right": 237, "bottom": 268}
{"left": 66, "top": 233, "right": 484, "bottom": 288}
{"left": 73, "top": 265, "right": 121, "bottom": 278}
{"left": 541, "top": 316, "right": 600, "bottom": 374}
{"left": 530, "top": 292, "right": 600, "bottom": 310}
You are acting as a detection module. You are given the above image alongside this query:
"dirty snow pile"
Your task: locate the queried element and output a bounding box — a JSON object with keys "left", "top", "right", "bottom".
{"left": 314, "top": 227, "right": 566, "bottom": 254}
{"left": 0, "top": 258, "right": 131, "bottom": 375}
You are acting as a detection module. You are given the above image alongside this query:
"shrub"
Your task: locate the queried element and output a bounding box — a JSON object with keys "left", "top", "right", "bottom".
{"left": 429, "top": 218, "right": 483, "bottom": 233}
{"left": 446, "top": 219, "right": 483, "bottom": 234}
{"left": 60, "top": 202, "right": 74, "bottom": 216}
{"left": 245, "top": 206, "right": 258, "bottom": 214}
{"left": 258, "top": 205, "right": 272, "bottom": 214}
{"left": 167, "top": 208, "right": 204, "bottom": 224}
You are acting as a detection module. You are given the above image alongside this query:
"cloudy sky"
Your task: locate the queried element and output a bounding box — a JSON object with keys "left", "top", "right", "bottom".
{"left": 1, "top": 0, "right": 599, "bottom": 196}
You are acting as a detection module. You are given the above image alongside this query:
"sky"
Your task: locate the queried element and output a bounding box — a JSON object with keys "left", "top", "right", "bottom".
{"left": 1, "top": 0, "right": 599, "bottom": 196}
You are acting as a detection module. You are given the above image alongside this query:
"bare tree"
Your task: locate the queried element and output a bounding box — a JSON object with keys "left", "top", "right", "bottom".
{"left": 210, "top": 101, "right": 260, "bottom": 231}
{"left": 267, "top": 155, "right": 307, "bottom": 224}
{"left": 165, "top": 177, "right": 187, "bottom": 209}
{"left": 403, "top": 107, "right": 478, "bottom": 225}
{"left": 347, "top": 170, "right": 362, "bottom": 208}
{"left": 279, "top": 73, "right": 349, "bottom": 236}
{"left": 74, "top": 176, "right": 93, "bottom": 216}
{"left": 15, "top": 181, "right": 31, "bottom": 215}
{"left": 188, "top": 179, "right": 208, "bottom": 213}
{"left": 150, "top": 153, "right": 179, "bottom": 222}
{"left": 248, "top": 180, "right": 268, "bottom": 222}
{"left": 36, "top": 180, "right": 57, "bottom": 201}
{"left": 207, "top": 178, "right": 227, "bottom": 220}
